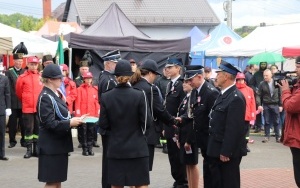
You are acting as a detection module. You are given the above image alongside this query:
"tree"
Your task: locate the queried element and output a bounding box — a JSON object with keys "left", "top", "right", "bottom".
{"left": 234, "top": 26, "right": 257, "bottom": 38}
{"left": 0, "top": 13, "right": 44, "bottom": 31}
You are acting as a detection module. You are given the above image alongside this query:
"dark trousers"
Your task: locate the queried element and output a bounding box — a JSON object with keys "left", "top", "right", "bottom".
{"left": 101, "top": 135, "right": 111, "bottom": 188}
{"left": 8, "top": 109, "right": 25, "bottom": 145}
{"left": 22, "top": 113, "right": 39, "bottom": 144}
{"left": 263, "top": 105, "right": 280, "bottom": 139}
{"left": 0, "top": 115, "right": 5, "bottom": 157}
{"left": 290, "top": 147, "right": 300, "bottom": 187}
{"left": 209, "top": 156, "right": 242, "bottom": 188}
{"left": 201, "top": 150, "right": 213, "bottom": 188}
{"left": 255, "top": 112, "right": 263, "bottom": 130}
{"left": 78, "top": 123, "right": 95, "bottom": 149}
{"left": 148, "top": 144, "right": 155, "bottom": 171}
{"left": 166, "top": 138, "right": 187, "bottom": 185}
{"left": 94, "top": 124, "right": 98, "bottom": 142}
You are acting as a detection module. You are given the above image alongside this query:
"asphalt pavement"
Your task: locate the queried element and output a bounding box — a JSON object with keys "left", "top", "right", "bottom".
{"left": 0, "top": 133, "right": 297, "bottom": 188}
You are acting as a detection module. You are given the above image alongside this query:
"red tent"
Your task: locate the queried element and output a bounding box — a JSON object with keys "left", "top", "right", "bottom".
{"left": 282, "top": 46, "right": 300, "bottom": 57}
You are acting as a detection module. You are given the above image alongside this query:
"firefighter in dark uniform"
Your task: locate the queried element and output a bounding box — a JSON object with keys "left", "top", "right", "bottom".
{"left": 183, "top": 65, "right": 219, "bottom": 188}
{"left": 207, "top": 61, "right": 247, "bottom": 188}
{"left": 97, "top": 49, "right": 120, "bottom": 188}
{"left": 0, "top": 65, "right": 11, "bottom": 161}
{"left": 132, "top": 59, "right": 176, "bottom": 171}
{"left": 6, "top": 53, "right": 26, "bottom": 148}
{"left": 164, "top": 57, "right": 187, "bottom": 188}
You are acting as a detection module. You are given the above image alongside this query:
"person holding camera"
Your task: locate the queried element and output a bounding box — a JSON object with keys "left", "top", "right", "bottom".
{"left": 280, "top": 56, "right": 300, "bottom": 187}
{"left": 256, "top": 69, "right": 282, "bottom": 143}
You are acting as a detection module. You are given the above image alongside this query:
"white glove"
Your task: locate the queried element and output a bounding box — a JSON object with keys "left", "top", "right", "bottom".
{"left": 5, "top": 109, "right": 12, "bottom": 116}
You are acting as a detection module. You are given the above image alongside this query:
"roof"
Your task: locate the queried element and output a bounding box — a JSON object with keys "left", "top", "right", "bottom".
{"left": 52, "top": 2, "right": 66, "bottom": 21}
{"left": 64, "top": 0, "right": 220, "bottom": 26}
{"left": 82, "top": 3, "right": 149, "bottom": 38}
{"left": 35, "top": 21, "right": 82, "bottom": 36}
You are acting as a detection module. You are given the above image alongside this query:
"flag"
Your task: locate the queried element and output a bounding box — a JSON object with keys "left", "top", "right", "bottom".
{"left": 56, "top": 35, "right": 67, "bottom": 98}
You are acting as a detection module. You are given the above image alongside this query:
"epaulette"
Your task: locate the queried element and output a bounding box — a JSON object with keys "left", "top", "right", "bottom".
{"left": 207, "top": 85, "right": 215, "bottom": 91}
{"left": 75, "top": 76, "right": 81, "bottom": 80}
{"left": 133, "top": 87, "right": 143, "bottom": 92}
{"left": 102, "top": 87, "right": 113, "bottom": 93}
{"left": 9, "top": 68, "right": 14, "bottom": 71}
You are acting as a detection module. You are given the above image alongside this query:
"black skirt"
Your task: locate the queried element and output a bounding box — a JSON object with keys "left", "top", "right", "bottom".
{"left": 179, "top": 143, "right": 198, "bottom": 165}
{"left": 108, "top": 157, "right": 150, "bottom": 186}
{"left": 38, "top": 153, "right": 69, "bottom": 183}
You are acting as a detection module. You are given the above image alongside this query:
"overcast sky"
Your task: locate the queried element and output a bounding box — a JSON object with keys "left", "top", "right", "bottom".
{"left": 0, "top": 0, "right": 299, "bottom": 29}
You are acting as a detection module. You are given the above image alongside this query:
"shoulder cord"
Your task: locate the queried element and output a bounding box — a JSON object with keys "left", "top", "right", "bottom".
{"left": 38, "top": 93, "right": 55, "bottom": 123}
{"left": 150, "top": 86, "right": 157, "bottom": 121}
{"left": 142, "top": 90, "right": 147, "bottom": 135}
{"left": 39, "top": 93, "right": 71, "bottom": 122}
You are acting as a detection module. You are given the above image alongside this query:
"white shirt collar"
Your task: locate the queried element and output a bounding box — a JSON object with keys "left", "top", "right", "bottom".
{"left": 221, "top": 83, "right": 235, "bottom": 95}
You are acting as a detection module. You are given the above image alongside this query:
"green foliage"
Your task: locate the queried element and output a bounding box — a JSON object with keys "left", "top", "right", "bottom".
{"left": 234, "top": 26, "right": 257, "bottom": 38}
{"left": 0, "top": 13, "right": 44, "bottom": 31}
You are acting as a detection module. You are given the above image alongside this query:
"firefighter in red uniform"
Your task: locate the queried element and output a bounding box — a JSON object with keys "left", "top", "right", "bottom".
{"left": 75, "top": 72, "right": 100, "bottom": 156}
{"left": 16, "top": 56, "right": 43, "bottom": 158}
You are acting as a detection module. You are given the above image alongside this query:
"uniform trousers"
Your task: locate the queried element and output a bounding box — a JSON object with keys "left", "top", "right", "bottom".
{"left": 200, "top": 149, "right": 213, "bottom": 188}
{"left": 101, "top": 134, "right": 111, "bottom": 188}
{"left": 8, "top": 109, "right": 25, "bottom": 145}
{"left": 166, "top": 138, "right": 187, "bottom": 186}
{"left": 209, "top": 156, "right": 242, "bottom": 188}
{"left": 290, "top": 147, "right": 300, "bottom": 187}
{"left": 0, "top": 115, "right": 6, "bottom": 157}
{"left": 78, "top": 123, "right": 95, "bottom": 149}
{"left": 22, "top": 113, "right": 39, "bottom": 144}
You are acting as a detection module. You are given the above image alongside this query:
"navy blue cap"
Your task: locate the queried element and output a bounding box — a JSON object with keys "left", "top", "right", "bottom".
{"left": 42, "top": 64, "right": 63, "bottom": 79}
{"left": 114, "top": 59, "right": 134, "bottom": 76}
{"left": 184, "top": 65, "right": 204, "bottom": 80}
{"left": 165, "top": 57, "right": 183, "bottom": 67}
{"left": 140, "top": 59, "right": 161, "bottom": 75}
{"left": 216, "top": 60, "right": 240, "bottom": 75}
{"left": 102, "top": 50, "right": 121, "bottom": 62}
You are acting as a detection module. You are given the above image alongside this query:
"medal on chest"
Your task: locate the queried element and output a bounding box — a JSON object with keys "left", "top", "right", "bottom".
{"left": 197, "top": 96, "right": 201, "bottom": 106}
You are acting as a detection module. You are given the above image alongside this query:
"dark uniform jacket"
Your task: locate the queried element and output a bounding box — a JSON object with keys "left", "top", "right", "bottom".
{"left": 164, "top": 76, "right": 186, "bottom": 138}
{"left": 5, "top": 67, "right": 25, "bottom": 109}
{"left": 155, "top": 75, "right": 170, "bottom": 99}
{"left": 133, "top": 78, "right": 174, "bottom": 145}
{"left": 256, "top": 80, "right": 282, "bottom": 106}
{"left": 189, "top": 82, "right": 219, "bottom": 149}
{"left": 37, "top": 87, "right": 73, "bottom": 155}
{"left": 74, "top": 76, "right": 83, "bottom": 88}
{"left": 99, "top": 84, "right": 151, "bottom": 159}
{"left": 207, "top": 86, "right": 247, "bottom": 158}
{"left": 98, "top": 70, "right": 117, "bottom": 136}
{"left": 0, "top": 74, "right": 11, "bottom": 115}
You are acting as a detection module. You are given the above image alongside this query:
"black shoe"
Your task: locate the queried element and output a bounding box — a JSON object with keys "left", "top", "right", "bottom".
{"left": 78, "top": 143, "right": 82, "bottom": 148}
{"left": 162, "top": 144, "right": 168, "bottom": 154}
{"left": 8, "top": 143, "right": 16, "bottom": 148}
{"left": 88, "top": 150, "right": 94, "bottom": 156}
{"left": 93, "top": 142, "right": 100, "bottom": 147}
{"left": 254, "top": 128, "right": 261, "bottom": 133}
{"left": 0, "top": 156, "right": 9, "bottom": 161}
{"left": 276, "top": 138, "right": 281, "bottom": 143}
{"left": 82, "top": 151, "right": 89, "bottom": 156}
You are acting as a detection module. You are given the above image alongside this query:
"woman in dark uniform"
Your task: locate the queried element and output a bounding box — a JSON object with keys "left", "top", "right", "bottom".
{"left": 99, "top": 60, "right": 151, "bottom": 188}
{"left": 37, "top": 64, "right": 83, "bottom": 188}
{"left": 177, "top": 81, "right": 199, "bottom": 188}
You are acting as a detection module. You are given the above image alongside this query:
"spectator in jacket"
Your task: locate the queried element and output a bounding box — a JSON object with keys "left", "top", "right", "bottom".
{"left": 42, "top": 55, "right": 54, "bottom": 69}
{"left": 99, "top": 60, "right": 151, "bottom": 188}
{"left": 280, "top": 56, "right": 300, "bottom": 187}
{"left": 256, "top": 69, "right": 282, "bottom": 143}
{"left": 236, "top": 72, "right": 256, "bottom": 152}
{"left": 75, "top": 72, "right": 100, "bottom": 156}
{"left": 16, "top": 56, "right": 43, "bottom": 159}
{"left": 75, "top": 60, "right": 89, "bottom": 87}
{"left": 60, "top": 64, "right": 77, "bottom": 114}
{"left": 37, "top": 64, "right": 83, "bottom": 188}
{"left": 249, "top": 62, "right": 268, "bottom": 133}
{"left": 204, "top": 66, "right": 215, "bottom": 86}
{"left": 245, "top": 64, "right": 257, "bottom": 85}
{"left": 6, "top": 53, "right": 26, "bottom": 148}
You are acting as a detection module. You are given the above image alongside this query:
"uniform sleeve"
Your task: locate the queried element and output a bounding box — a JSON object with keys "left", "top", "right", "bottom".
{"left": 282, "top": 89, "right": 300, "bottom": 114}
{"left": 99, "top": 96, "right": 110, "bottom": 130}
{"left": 75, "top": 87, "right": 82, "bottom": 117}
{"left": 38, "top": 94, "right": 70, "bottom": 132}
{"left": 221, "top": 95, "right": 246, "bottom": 157}
{"left": 15, "top": 76, "right": 23, "bottom": 100}
{"left": 4, "top": 76, "right": 11, "bottom": 109}
{"left": 66, "top": 82, "right": 77, "bottom": 110}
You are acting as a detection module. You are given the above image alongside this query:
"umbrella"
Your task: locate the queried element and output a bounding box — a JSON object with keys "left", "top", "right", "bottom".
{"left": 248, "top": 52, "right": 286, "bottom": 65}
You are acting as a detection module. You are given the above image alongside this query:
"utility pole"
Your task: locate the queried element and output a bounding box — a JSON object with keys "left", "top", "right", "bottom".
{"left": 223, "top": 0, "right": 233, "bottom": 29}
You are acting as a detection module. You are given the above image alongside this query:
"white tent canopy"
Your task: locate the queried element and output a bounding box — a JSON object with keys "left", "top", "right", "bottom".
{"left": 206, "top": 23, "right": 300, "bottom": 57}
{"left": 0, "top": 23, "right": 59, "bottom": 57}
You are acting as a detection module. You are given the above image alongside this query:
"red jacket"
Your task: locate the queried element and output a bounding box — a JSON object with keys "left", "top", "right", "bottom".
{"left": 16, "top": 70, "right": 43, "bottom": 113}
{"left": 64, "top": 77, "right": 77, "bottom": 113}
{"left": 282, "top": 81, "right": 300, "bottom": 149}
{"left": 75, "top": 84, "right": 100, "bottom": 117}
{"left": 236, "top": 83, "right": 256, "bottom": 121}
